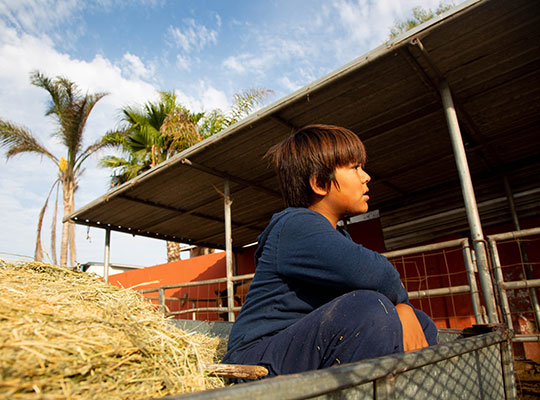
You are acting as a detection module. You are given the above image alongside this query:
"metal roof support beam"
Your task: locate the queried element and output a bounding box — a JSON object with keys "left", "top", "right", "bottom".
{"left": 408, "top": 39, "right": 500, "bottom": 171}
{"left": 439, "top": 79, "right": 498, "bottom": 323}
{"left": 119, "top": 194, "right": 223, "bottom": 223}
{"left": 224, "top": 179, "right": 235, "bottom": 322}
{"left": 271, "top": 115, "right": 297, "bottom": 132}
{"left": 72, "top": 217, "right": 222, "bottom": 249}
{"left": 104, "top": 228, "right": 111, "bottom": 283}
{"left": 181, "top": 158, "right": 281, "bottom": 199}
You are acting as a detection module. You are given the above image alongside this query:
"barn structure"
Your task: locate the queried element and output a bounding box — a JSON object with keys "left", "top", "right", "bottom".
{"left": 67, "top": 0, "right": 540, "bottom": 358}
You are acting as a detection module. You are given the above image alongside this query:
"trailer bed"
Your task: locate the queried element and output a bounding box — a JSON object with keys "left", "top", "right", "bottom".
{"left": 163, "top": 321, "right": 516, "bottom": 399}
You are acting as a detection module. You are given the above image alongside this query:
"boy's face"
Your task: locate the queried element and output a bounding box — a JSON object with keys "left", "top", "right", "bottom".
{"left": 325, "top": 163, "right": 371, "bottom": 217}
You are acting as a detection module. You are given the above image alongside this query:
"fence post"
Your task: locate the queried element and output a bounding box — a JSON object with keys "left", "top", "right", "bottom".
{"left": 500, "top": 335, "right": 518, "bottom": 400}
{"left": 462, "top": 239, "right": 485, "bottom": 324}
{"left": 224, "top": 179, "right": 235, "bottom": 322}
{"left": 158, "top": 287, "right": 165, "bottom": 314}
{"left": 439, "top": 80, "right": 498, "bottom": 323}
{"left": 488, "top": 239, "right": 514, "bottom": 330}
{"left": 103, "top": 228, "right": 111, "bottom": 283}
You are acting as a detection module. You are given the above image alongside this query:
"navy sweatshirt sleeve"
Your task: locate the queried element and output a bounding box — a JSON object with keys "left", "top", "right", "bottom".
{"left": 275, "top": 210, "right": 408, "bottom": 304}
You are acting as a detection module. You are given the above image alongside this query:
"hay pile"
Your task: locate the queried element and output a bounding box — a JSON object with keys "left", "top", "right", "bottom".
{"left": 0, "top": 261, "right": 227, "bottom": 399}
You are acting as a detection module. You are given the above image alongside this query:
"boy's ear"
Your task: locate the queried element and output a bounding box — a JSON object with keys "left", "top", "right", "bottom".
{"left": 309, "top": 176, "right": 328, "bottom": 196}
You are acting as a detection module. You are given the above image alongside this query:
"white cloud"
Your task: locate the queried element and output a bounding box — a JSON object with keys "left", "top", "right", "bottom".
{"left": 168, "top": 19, "right": 218, "bottom": 53}
{"left": 175, "top": 54, "right": 191, "bottom": 71}
{"left": 222, "top": 54, "right": 248, "bottom": 74}
{"left": 174, "top": 81, "right": 229, "bottom": 113}
{"left": 222, "top": 31, "right": 315, "bottom": 79}
{"left": 0, "top": 0, "right": 81, "bottom": 34}
{"left": 121, "top": 52, "right": 155, "bottom": 80}
{"left": 332, "top": 0, "right": 446, "bottom": 54}
{"left": 278, "top": 76, "right": 302, "bottom": 93}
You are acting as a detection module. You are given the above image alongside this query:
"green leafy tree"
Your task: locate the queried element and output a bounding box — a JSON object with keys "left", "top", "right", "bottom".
{"left": 101, "top": 91, "right": 203, "bottom": 186}
{"left": 0, "top": 71, "right": 108, "bottom": 266}
{"left": 389, "top": 2, "right": 455, "bottom": 38}
{"left": 101, "top": 88, "right": 271, "bottom": 261}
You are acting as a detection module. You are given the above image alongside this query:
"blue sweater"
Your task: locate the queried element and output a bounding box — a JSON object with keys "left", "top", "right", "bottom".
{"left": 223, "top": 207, "right": 408, "bottom": 359}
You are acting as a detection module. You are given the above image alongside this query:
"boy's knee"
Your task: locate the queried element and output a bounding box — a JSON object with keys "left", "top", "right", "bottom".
{"left": 321, "top": 290, "right": 403, "bottom": 362}
{"left": 332, "top": 290, "right": 401, "bottom": 330}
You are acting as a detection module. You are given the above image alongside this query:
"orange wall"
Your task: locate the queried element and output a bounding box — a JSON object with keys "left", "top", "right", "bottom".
{"left": 111, "top": 251, "right": 227, "bottom": 290}
{"left": 111, "top": 252, "right": 228, "bottom": 320}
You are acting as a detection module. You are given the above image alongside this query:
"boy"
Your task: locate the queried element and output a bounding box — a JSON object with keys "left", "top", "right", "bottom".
{"left": 222, "top": 124, "right": 437, "bottom": 379}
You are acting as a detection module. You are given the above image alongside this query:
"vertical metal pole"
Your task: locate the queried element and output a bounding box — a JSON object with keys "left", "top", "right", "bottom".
{"left": 439, "top": 80, "right": 498, "bottom": 323}
{"left": 375, "top": 375, "right": 396, "bottom": 399}
{"left": 500, "top": 334, "right": 518, "bottom": 400}
{"left": 104, "top": 228, "right": 111, "bottom": 283}
{"left": 503, "top": 177, "right": 520, "bottom": 229}
{"left": 503, "top": 177, "right": 540, "bottom": 332}
{"left": 224, "top": 179, "right": 235, "bottom": 322}
{"left": 462, "top": 239, "right": 484, "bottom": 324}
{"left": 488, "top": 239, "right": 514, "bottom": 330}
{"left": 158, "top": 287, "right": 165, "bottom": 314}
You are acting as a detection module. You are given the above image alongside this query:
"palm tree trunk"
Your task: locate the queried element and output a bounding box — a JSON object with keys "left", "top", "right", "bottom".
{"left": 51, "top": 184, "right": 59, "bottom": 265}
{"left": 69, "top": 208, "right": 76, "bottom": 266}
{"left": 60, "top": 178, "right": 75, "bottom": 266}
{"left": 167, "top": 241, "right": 180, "bottom": 262}
{"left": 190, "top": 247, "right": 215, "bottom": 257}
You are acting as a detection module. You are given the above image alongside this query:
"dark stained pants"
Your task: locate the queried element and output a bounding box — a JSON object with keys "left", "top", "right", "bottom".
{"left": 228, "top": 290, "right": 438, "bottom": 380}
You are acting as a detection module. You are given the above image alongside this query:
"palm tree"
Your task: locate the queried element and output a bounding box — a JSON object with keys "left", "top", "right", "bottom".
{"left": 0, "top": 71, "right": 108, "bottom": 266}
{"left": 101, "top": 91, "right": 203, "bottom": 185}
{"left": 101, "top": 88, "right": 271, "bottom": 261}
{"left": 389, "top": 1, "right": 455, "bottom": 38}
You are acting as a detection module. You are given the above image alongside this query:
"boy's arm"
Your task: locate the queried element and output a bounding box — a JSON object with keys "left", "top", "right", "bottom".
{"left": 276, "top": 211, "right": 408, "bottom": 304}
{"left": 395, "top": 303, "right": 429, "bottom": 352}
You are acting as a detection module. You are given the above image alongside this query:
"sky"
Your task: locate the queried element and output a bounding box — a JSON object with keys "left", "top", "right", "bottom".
{"left": 0, "top": 0, "right": 448, "bottom": 268}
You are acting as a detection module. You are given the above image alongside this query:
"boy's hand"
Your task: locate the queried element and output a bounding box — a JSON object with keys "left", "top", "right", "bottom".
{"left": 395, "top": 303, "right": 428, "bottom": 352}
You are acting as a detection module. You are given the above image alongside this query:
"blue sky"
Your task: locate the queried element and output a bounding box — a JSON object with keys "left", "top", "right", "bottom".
{"left": 0, "top": 0, "right": 447, "bottom": 267}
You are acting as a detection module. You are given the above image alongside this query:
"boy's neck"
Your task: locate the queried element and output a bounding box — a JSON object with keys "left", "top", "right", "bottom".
{"left": 308, "top": 203, "right": 339, "bottom": 229}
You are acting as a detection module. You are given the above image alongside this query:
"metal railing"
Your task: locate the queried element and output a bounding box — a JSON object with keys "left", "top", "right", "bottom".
{"left": 139, "top": 238, "right": 486, "bottom": 325}
{"left": 488, "top": 227, "right": 540, "bottom": 342}
{"left": 139, "top": 273, "right": 253, "bottom": 319}
{"left": 384, "top": 237, "right": 485, "bottom": 325}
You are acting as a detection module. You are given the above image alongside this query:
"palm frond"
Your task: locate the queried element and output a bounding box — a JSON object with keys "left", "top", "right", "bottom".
{"left": 31, "top": 70, "right": 108, "bottom": 169}
{"left": 161, "top": 109, "right": 202, "bottom": 155}
{"left": 228, "top": 88, "right": 272, "bottom": 125}
{"left": 100, "top": 155, "right": 148, "bottom": 186}
{"left": 199, "top": 110, "right": 227, "bottom": 138}
{"left": 0, "top": 119, "right": 58, "bottom": 162}
{"left": 34, "top": 179, "right": 59, "bottom": 261}
{"left": 100, "top": 129, "right": 132, "bottom": 148}
{"left": 74, "top": 134, "right": 117, "bottom": 175}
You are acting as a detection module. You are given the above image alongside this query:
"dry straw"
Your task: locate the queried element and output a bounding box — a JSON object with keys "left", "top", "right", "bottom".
{"left": 0, "top": 261, "right": 227, "bottom": 399}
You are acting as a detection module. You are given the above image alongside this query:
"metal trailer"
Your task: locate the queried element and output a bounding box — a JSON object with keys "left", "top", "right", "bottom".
{"left": 159, "top": 320, "right": 517, "bottom": 400}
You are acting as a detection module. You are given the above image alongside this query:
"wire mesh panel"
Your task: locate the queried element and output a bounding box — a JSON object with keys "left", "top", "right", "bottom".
{"left": 139, "top": 275, "right": 255, "bottom": 322}
{"left": 394, "top": 344, "right": 504, "bottom": 399}
{"left": 386, "top": 241, "right": 481, "bottom": 330}
{"left": 488, "top": 228, "right": 540, "bottom": 360}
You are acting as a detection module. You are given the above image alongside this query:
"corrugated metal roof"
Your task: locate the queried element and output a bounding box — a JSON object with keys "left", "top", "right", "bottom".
{"left": 67, "top": 0, "right": 540, "bottom": 251}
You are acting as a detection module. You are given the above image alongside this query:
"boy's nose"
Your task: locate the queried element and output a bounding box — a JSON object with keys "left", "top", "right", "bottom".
{"left": 362, "top": 170, "right": 371, "bottom": 183}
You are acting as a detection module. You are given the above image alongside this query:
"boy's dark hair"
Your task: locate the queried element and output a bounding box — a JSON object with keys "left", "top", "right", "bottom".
{"left": 266, "top": 124, "right": 367, "bottom": 208}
